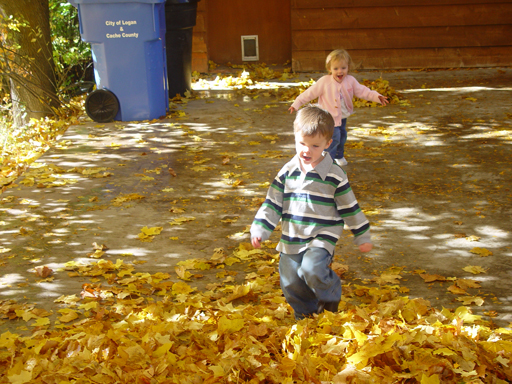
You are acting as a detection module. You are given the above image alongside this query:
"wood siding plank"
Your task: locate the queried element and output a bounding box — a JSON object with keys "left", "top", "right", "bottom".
{"left": 292, "top": 47, "right": 512, "bottom": 71}
{"left": 292, "top": 25, "right": 512, "bottom": 50}
{"left": 292, "top": 4, "right": 512, "bottom": 30}
{"left": 292, "top": 0, "right": 512, "bottom": 8}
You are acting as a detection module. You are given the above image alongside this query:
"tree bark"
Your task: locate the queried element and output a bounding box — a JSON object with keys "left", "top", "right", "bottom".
{"left": 0, "top": 0, "right": 59, "bottom": 127}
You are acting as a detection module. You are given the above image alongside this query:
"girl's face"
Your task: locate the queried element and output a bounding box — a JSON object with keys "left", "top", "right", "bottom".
{"left": 295, "top": 131, "right": 332, "bottom": 170}
{"left": 330, "top": 59, "right": 349, "bottom": 83}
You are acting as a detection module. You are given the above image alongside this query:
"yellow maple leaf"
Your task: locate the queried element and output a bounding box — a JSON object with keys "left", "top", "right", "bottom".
{"left": 54, "top": 294, "right": 81, "bottom": 305}
{"left": 463, "top": 265, "right": 487, "bottom": 274}
{"left": 374, "top": 273, "right": 402, "bottom": 285}
{"left": 141, "top": 226, "right": 163, "bottom": 236}
{"left": 8, "top": 370, "right": 32, "bottom": 384}
{"left": 31, "top": 317, "right": 50, "bottom": 327}
{"left": 456, "top": 279, "right": 481, "bottom": 290}
{"left": 171, "top": 281, "right": 194, "bottom": 294}
{"left": 421, "top": 373, "right": 440, "bottom": 384}
{"left": 456, "top": 296, "right": 484, "bottom": 306}
{"left": 15, "top": 310, "right": 37, "bottom": 322}
{"left": 448, "top": 284, "right": 467, "bottom": 295}
{"left": 224, "top": 284, "right": 251, "bottom": 303}
{"left": 153, "top": 272, "right": 170, "bottom": 280}
{"left": 58, "top": 309, "right": 79, "bottom": 323}
{"left": 470, "top": 247, "right": 492, "bottom": 257}
{"left": 88, "top": 249, "right": 105, "bottom": 259}
{"left": 224, "top": 256, "right": 241, "bottom": 266}
{"left": 79, "top": 301, "right": 98, "bottom": 310}
{"left": 153, "top": 342, "right": 174, "bottom": 358}
{"left": 420, "top": 273, "right": 447, "bottom": 283}
{"left": 218, "top": 315, "right": 245, "bottom": 334}
{"left": 169, "top": 217, "right": 195, "bottom": 225}
{"left": 455, "top": 306, "right": 482, "bottom": 323}
{"left": 175, "top": 265, "right": 193, "bottom": 281}
{"left": 209, "top": 365, "right": 225, "bottom": 377}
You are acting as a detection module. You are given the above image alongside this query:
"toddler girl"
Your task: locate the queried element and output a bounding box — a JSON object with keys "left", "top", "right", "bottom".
{"left": 289, "top": 49, "right": 389, "bottom": 166}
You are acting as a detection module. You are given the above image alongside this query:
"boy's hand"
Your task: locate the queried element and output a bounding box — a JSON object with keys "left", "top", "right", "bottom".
{"left": 378, "top": 96, "right": 389, "bottom": 106}
{"left": 358, "top": 243, "right": 373, "bottom": 253}
{"left": 288, "top": 106, "right": 296, "bottom": 113}
{"left": 251, "top": 237, "right": 262, "bottom": 249}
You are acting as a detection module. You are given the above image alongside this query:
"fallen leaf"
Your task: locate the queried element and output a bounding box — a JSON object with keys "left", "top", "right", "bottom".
{"left": 420, "top": 274, "right": 447, "bottom": 283}
{"left": 470, "top": 247, "right": 493, "bottom": 257}
{"left": 462, "top": 265, "right": 487, "bottom": 274}
{"left": 34, "top": 266, "right": 53, "bottom": 278}
{"left": 169, "top": 217, "right": 195, "bottom": 225}
{"left": 448, "top": 285, "right": 467, "bottom": 295}
{"left": 175, "top": 266, "right": 192, "bottom": 281}
{"left": 456, "top": 296, "right": 484, "bottom": 306}
{"left": 8, "top": 370, "right": 32, "bottom": 384}
{"left": 92, "top": 242, "right": 108, "bottom": 251}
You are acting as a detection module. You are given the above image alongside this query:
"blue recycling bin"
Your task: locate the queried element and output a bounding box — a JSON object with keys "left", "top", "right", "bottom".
{"left": 69, "top": 0, "right": 169, "bottom": 122}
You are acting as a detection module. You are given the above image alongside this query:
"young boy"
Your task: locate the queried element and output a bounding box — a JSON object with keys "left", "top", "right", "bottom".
{"left": 251, "top": 105, "right": 372, "bottom": 320}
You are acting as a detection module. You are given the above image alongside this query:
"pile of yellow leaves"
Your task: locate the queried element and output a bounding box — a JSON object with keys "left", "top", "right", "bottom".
{"left": 353, "top": 78, "right": 407, "bottom": 107}
{"left": 1, "top": 97, "right": 83, "bottom": 192}
{"left": 1, "top": 244, "right": 511, "bottom": 384}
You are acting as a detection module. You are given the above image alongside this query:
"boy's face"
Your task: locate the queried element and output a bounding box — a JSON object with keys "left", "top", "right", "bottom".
{"left": 330, "top": 59, "right": 349, "bottom": 83}
{"left": 295, "top": 131, "right": 333, "bottom": 169}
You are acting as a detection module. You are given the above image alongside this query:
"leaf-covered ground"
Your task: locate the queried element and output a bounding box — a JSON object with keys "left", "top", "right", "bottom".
{"left": 1, "top": 66, "right": 512, "bottom": 383}
{"left": 2, "top": 245, "right": 512, "bottom": 383}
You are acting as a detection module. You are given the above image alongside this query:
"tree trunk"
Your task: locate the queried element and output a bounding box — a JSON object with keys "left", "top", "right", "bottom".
{"left": 0, "top": 0, "right": 59, "bottom": 127}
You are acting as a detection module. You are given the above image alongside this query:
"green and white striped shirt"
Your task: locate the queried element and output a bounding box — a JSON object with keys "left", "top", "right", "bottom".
{"left": 251, "top": 153, "right": 371, "bottom": 255}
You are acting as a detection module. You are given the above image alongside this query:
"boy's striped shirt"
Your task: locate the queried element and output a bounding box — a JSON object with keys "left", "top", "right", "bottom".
{"left": 251, "top": 153, "right": 371, "bottom": 255}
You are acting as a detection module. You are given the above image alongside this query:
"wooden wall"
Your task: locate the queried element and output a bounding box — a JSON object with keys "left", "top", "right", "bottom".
{"left": 291, "top": 0, "right": 512, "bottom": 71}
{"left": 192, "top": 0, "right": 208, "bottom": 73}
{"left": 205, "top": 0, "right": 291, "bottom": 66}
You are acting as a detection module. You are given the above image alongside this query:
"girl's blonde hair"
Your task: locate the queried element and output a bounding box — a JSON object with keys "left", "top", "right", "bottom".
{"left": 325, "top": 49, "right": 353, "bottom": 73}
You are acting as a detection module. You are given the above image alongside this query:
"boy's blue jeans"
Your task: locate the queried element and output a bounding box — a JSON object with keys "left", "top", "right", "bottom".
{"left": 279, "top": 247, "right": 342, "bottom": 320}
{"left": 326, "top": 118, "right": 348, "bottom": 160}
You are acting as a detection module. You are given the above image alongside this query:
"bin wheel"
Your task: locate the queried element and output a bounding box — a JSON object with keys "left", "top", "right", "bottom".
{"left": 85, "top": 89, "right": 119, "bottom": 123}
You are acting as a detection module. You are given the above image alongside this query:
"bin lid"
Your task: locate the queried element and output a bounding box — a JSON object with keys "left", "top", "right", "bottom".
{"left": 69, "top": 0, "right": 165, "bottom": 4}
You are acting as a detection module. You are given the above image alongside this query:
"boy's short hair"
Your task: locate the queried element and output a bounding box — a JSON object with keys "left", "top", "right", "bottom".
{"left": 293, "top": 105, "right": 334, "bottom": 140}
{"left": 325, "top": 49, "right": 353, "bottom": 73}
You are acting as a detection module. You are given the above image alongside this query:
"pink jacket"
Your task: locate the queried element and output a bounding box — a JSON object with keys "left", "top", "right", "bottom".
{"left": 291, "top": 74, "right": 383, "bottom": 126}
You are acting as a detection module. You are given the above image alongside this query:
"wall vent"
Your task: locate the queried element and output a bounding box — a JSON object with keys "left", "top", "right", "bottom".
{"left": 241, "top": 35, "right": 259, "bottom": 61}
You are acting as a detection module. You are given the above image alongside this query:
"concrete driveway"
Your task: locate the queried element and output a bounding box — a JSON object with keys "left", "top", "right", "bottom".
{"left": 1, "top": 67, "right": 511, "bottom": 330}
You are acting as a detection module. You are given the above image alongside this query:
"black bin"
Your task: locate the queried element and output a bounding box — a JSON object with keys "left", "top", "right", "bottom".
{"left": 165, "top": 0, "right": 199, "bottom": 97}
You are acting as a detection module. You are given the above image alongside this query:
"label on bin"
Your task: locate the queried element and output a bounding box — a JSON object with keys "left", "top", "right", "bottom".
{"left": 105, "top": 20, "right": 139, "bottom": 39}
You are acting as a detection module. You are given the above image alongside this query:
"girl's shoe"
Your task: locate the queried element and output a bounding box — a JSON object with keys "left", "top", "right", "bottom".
{"left": 335, "top": 157, "right": 348, "bottom": 166}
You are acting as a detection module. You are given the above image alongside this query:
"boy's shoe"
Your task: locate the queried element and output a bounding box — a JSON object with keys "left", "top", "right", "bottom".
{"left": 335, "top": 157, "right": 348, "bottom": 166}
